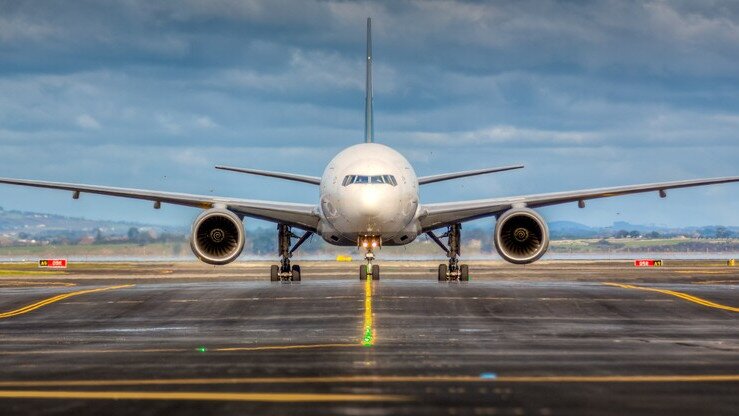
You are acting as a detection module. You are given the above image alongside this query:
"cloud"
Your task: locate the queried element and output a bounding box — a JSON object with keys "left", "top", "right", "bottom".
{"left": 0, "top": 0, "right": 736, "bottom": 226}
{"left": 75, "top": 114, "right": 100, "bottom": 129}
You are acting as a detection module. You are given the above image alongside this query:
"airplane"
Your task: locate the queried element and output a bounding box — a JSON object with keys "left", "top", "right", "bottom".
{"left": 0, "top": 18, "right": 737, "bottom": 282}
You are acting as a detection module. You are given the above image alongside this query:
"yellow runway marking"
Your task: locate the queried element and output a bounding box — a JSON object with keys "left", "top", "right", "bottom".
{"left": 215, "top": 343, "right": 357, "bottom": 352}
{"left": 0, "top": 281, "right": 76, "bottom": 288}
{"left": 0, "top": 374, "right": 736, "bottom": 388}
{"left": 0, "top": 390, "right": 407, "bottom": 402}
{"left": 604, "top": 283, "right": 739, "bottom": 313}
{"left": 362, "top": 278, "right": 374, "bottom": 346}
{"left": 0, "top": 285, "right": 133, "bottom": 319}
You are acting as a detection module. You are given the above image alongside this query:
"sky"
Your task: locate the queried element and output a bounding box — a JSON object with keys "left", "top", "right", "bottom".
{"left": 0, "top": 0, "right": 737, "bottom": 229}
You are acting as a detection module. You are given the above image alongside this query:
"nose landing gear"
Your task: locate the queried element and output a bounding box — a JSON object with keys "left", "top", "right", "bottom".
{"left": 358, "top": 236, "right": 381, "bottom": 281}
{"left": 270, "top": 224, "right": 312, "bottom": 282}
{"left": 427, "top": 224, "right": 469, "bottom": 282}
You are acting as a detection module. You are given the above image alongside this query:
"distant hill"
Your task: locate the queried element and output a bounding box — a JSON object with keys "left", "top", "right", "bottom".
{"left": 0, "top": 206, "right": 735, "bottom": 242}
{"left": 549, "top": 220, "right": 738, "bottom": 239}
{"left": 0, "top": 207, "right": 186, "bottom": 238}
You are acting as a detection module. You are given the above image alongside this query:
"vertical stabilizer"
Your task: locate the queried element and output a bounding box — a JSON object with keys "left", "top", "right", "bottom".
{"left": 364, "top": 17, "right": 374, "bottom": 143}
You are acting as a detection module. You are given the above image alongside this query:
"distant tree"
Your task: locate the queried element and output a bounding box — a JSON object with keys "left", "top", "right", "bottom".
{"left": 716, "top": 227, "right": 732, "bottom": 239}
{"left": 646, "top": 231, "right": 660, "bottom": 239}
{"left": 629, "top": 230, "right": 641, "bottom": 238}
{"left": 614, "top": 230, "right": 629, "bottom": 239}
{"left": 94, "top": 228, "right": 104, "bottom": 244}
{"left": 127, "top": 227, "right": 140, "bottom": 242}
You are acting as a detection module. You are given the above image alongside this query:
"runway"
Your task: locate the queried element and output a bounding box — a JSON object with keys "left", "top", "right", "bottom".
{"left": 0, "top": 260, "right": 737, "bottom": 415}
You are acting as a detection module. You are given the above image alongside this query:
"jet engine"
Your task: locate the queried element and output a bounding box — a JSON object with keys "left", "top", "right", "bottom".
{"left": 190, "top": 208, "right": 245, "bottom": 265}
{"left": 494, "top": 208, "right": 549, "bottom": 264}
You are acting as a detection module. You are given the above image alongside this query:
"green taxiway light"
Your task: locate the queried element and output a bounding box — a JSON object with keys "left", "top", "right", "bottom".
{"left": 362, "top": 327, "right": 374, "bottom": 347}
{"left": 196, "top": 346, "right": 207, "bottom": 353}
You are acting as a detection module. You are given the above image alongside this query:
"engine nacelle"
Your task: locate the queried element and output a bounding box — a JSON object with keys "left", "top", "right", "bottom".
{"left": 494, "top": 208, "right": 549, "bottom": 264}
{"left": 190, "top": 209, "right": 245, "bottom": 265}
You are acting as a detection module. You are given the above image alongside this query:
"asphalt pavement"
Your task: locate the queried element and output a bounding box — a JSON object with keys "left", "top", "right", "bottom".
{"left": 0, "top": 260, "right": 736, "bottom": 415}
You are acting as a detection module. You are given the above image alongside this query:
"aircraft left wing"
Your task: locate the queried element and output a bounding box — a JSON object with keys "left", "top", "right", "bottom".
{"left": 419, "top": 176, "right": 739, "bottom": 232}
{"left": 0, "top": 177, "right": 320, "bottom": 231}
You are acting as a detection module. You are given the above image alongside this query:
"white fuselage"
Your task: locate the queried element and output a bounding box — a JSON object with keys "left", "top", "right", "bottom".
{"left": 317, "top": 143, "right": 421, "bottom": 246}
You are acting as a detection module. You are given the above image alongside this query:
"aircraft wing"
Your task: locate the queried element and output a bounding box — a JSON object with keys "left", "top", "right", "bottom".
{"left": 0, "top": 177, "right": 320, "bottom": 231}
{"left": 419, "top": 176, "right": 739, "bottom": 232}
{"left": 215, "top": 165, "right": 321, "bottom": 185}
{"left": 418, "top": 164, "right": 524, "bottom": 185}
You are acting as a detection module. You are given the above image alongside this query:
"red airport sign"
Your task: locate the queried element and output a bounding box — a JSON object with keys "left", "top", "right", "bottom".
{"left": 634, "top": 259, "right": 662, "bottom": 267}
{"left": 38, "top": 259, "right": 68, "bottom": 269}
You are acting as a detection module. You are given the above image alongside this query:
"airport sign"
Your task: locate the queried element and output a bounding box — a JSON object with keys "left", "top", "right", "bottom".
{"left": 634, "top": 259, "right": 662, "bottom": 267}
{"left": 38, "top": 259, "right": 68, "bottom": 268}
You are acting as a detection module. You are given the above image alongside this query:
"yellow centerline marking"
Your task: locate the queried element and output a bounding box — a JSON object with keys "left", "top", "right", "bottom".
{"left": 215, "top": 343, "right": 357, "bottom": 352}
{"left": 0, "top": 285, "right": 133, "bottom": 319}
{"left": 362, "top": 277, "right": 374, "bottom": 346}
{"left": 604, "top": 283, "right": 739, "bottom": 312}
{"left": 0, "top": 281, "right": 76, "bottom": 287}
{"left": 0, "top": 374, "right": 735, "bottom": 388}
{"left": 0, "top": 390, "right": 408, "bottom": 402}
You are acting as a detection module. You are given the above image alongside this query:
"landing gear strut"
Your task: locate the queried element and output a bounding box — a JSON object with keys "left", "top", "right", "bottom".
{"left": 358, "top": 236, "right": 380, "bottom": 281}
{"left": 427, "top": 224, "right": 469, "bottom": 282}
{"left": 271, "top": 224, "right": 312, "bottom": 282}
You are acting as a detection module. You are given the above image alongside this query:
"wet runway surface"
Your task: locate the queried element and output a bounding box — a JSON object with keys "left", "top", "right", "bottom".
{"left": 0, "top": 261, "right": 737, "bottom": 415}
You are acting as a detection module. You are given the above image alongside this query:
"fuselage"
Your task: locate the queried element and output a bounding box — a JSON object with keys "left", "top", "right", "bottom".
{"left": 317, "top": 143, "right": 421, "bottom": 246}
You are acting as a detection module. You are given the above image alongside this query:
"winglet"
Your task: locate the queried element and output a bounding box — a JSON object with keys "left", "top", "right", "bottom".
{"left": 364, "top": 17, "right": 374, "bottom": 143}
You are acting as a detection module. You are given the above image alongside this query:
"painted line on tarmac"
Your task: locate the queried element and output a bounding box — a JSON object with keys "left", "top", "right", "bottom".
{"left": 0, "top": 390, "right": 408, "bottom": 402}
{"left": 0, "top": 285, "right": 133, "bottom": 319}
{"left": 604, "top": 282, "right": 739, "bottom": 313}
{"left": 215, "top": 343, "right": 357, "bottom": 352}
{"left": 362, "top": 278, "right": 374, "bottom": 346}
{"left": 0, "top": 281, "right": 76, "bottom": 288}
{"left": 0, "top": 344, "right": 359, "bottom": 355}
{"left": 0, "top": 374, "right": 736, "bottom": 388}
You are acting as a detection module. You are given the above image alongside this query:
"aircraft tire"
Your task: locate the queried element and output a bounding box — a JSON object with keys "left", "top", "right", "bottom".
{"left": 359, "top": 265, "right": 368, "bottom": 281}
{"left": 438, "top": 264, "right": 447, "bottom": 282}
{"left": 270, "top": 265, "right": 280, "bottom": 281}
{"left": 371, "top": 264, "right": 380, "bottom": 281}
{"left": 291, "top": 265, "right": 301, "bottom": 282}
{"left": 460, "top": 264, "right": 469, "bottom": 281}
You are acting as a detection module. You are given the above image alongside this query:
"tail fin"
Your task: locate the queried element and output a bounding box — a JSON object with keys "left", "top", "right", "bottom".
{"left": 364, "top": 17, "right": 374, "bottom": 143}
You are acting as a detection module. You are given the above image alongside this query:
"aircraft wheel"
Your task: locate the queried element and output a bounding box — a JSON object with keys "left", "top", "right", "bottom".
{"left": 359, "top": 265, "right": 368, "bottom": 281}
{"left": 371, "top": 264, "right": 380, "bottom": 281}
{"left": 291, "top": 265, "right": 301, "bottom": 282}
{"left": 270, "top": 265, "right": 280, "bottom": 282}
{"left": 438, "top": 264, "right": 447, "bottom": 282}
{"left": 459, "top": 264, "right": 469, "bottom": 282}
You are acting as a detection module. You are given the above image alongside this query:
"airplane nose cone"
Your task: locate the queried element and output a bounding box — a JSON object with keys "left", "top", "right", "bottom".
{"left": 359, "top": 187, "right": 383, "bottom": 217}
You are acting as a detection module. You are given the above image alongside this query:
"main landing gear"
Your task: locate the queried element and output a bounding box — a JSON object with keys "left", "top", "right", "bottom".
{"left": 270, "top": 224, "right": 312, "bottom": 282}
{"left": 427, "top": 224, "right": 469, "bottom": 282}
{"left": 358, "top": 236, "right": 381, "bottom": 281}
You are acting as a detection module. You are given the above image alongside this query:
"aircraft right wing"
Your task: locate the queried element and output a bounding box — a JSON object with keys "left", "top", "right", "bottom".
{"left": 419, "top": 176, "right": 739, "bottom": 232}
{"left": 418, "top": 165, "right": 524, "bottom": 185}
{"left": 0, "top": 177, "right": 320, "bottom": 231}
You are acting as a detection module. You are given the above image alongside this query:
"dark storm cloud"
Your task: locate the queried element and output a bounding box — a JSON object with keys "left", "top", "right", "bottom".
{"left": 0, "top": 0, "right": 737, "bottom": 226}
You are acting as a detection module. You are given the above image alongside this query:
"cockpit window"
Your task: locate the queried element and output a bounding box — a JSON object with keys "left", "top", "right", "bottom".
{"left": 342, "top": 175, "right": 397, "bottom": 186}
